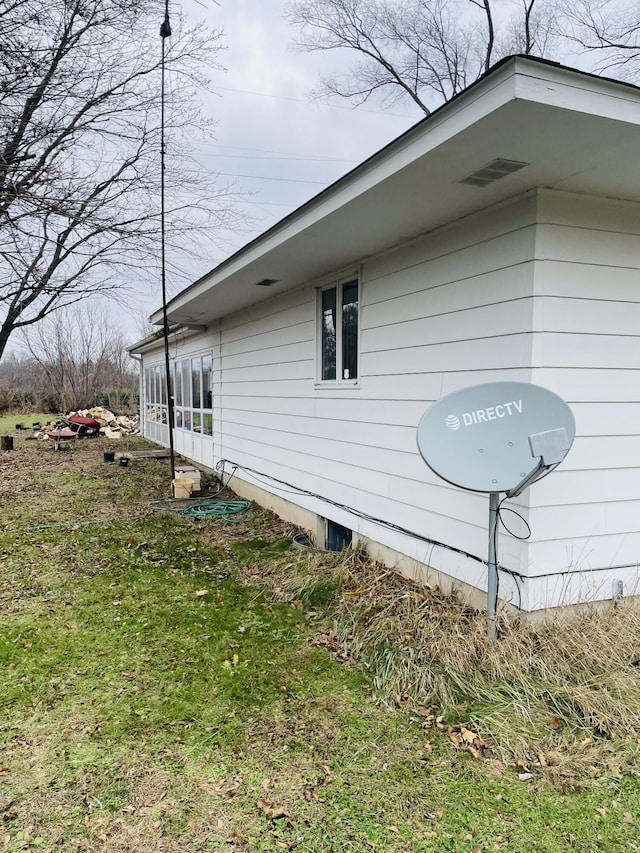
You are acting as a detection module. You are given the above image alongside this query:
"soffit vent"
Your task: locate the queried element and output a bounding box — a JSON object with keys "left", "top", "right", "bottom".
{"left": 460, "top": 158, "right": 529, "bottom": 188}
{"left": 255, "top": 278, "right": 280, "bottom": 287}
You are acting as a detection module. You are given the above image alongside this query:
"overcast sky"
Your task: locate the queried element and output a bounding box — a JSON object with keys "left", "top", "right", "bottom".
{"left": 189, "top": 0, "right": 418, "bottom": 241}
{"left": 126, "top": 0, "right": 419, "bottom": 330}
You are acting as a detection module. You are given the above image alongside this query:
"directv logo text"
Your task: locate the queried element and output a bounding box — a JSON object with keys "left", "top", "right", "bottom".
{"left": 445, "top": 400, "right": 523, "bottom": 431}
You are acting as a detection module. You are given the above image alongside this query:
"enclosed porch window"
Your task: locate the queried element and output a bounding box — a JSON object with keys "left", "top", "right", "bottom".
{"left": 173, "top": 354, "right": 213, "bottom": 436}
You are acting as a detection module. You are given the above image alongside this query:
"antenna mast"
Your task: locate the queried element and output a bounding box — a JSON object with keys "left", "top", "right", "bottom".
{"left": 160, "top": 0, "right": 176, "bottom": 483}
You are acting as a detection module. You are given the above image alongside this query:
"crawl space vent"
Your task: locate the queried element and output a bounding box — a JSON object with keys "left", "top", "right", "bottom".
{"left": 326, "top": 520, "right": 352, "bottom": 552}
{"left": 460, "top": 158, "right": 529, "bottom": 188}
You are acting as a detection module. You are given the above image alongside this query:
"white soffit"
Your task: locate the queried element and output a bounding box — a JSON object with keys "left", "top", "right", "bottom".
{"left": 152, "top": 56, "right": 640, "bottom": 328}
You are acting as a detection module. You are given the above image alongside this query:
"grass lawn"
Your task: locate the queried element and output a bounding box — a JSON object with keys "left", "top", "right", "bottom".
{"left": 0, "top": 418, "right": 639, "bottom": 852}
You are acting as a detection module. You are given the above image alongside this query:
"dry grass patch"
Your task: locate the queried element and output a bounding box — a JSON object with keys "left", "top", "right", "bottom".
{"left": 246, "top": 545, "right": 640, "bottom": 787}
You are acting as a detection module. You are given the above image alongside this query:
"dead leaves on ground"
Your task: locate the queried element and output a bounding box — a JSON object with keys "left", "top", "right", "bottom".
{"left": 212, "top": 773, "right": 294, "bottom": 843}
{"left": 414, "top": 706, "right": 633, "bottom": 789}
{"left": 212, "top": 767, "right": 336, "bottom": 839}
{"left": 256, "top": 798, "right": 288, "bottom": 820}
{"left": 416, "top": 706, "right": 494, "bottom": 761}
{"left": 214, "top": 775, "right": 243, "bottom": 800}
{"left": 310, "top": 630, "right": 358, "bottom": 666}
{"left": 597, "top": 807, "right": 634, "bottom": 824}
{"left": 448, "top": 725, "right": 494, "bottom": 760}
{"left": 302, "top": 765, "right": 335, "bottom": 802}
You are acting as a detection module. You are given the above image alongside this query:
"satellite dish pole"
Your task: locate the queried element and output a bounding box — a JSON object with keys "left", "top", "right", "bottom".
{"left": 416, "top": 382, "right": 575, "bottom": 643}
{"left": 160, "top": 0, "right": 176, "bottom": 483}
{"left": 487, "top": 492, "right": 500, "bottom": 644}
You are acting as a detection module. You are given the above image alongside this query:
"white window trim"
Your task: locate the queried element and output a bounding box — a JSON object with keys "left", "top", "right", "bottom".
{"left": 315, "top": 273, "right": 360, "bottom": 390}
{"left": 143, "top": 361, "right": 169, "bottom": 424}
{"left": 172, "top": 351, "right": 214, "bottom": 436}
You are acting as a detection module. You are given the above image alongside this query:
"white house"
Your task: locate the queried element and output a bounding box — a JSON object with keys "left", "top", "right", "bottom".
{"left": 130, "top": 55, "right": 640, "bottom": 614}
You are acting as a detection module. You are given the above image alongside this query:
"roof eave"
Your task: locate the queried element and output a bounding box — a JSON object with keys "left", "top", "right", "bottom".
{"left": 146, "top": 55, "right": 640, "bottom": 330}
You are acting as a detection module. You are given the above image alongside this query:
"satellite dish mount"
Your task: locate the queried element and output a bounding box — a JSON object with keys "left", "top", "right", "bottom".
{"left": 416, "top": 383, "right": 575, "bottom": 641}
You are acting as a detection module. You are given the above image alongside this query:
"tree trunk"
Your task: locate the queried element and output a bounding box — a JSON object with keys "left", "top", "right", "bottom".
{"left": 1, "top": 435, "right": 14, "bottom": 450}
{"left": 0, "top": 322, "right": 14, "bottom": 365}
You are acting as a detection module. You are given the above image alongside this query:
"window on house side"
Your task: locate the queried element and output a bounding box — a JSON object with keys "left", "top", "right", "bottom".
{"left": 321, "top": 287, "right": 337, "bottom": 380}
{"left": 202, "top": 355, "right": 212, "bottom": 409}
{"left": 191, "top": 357, "right": 202, "bottom": 408}
{"left": 144, "top": 364, "right": 168, "bottom": 425}
{"left": 320, "top": 278, "right": 358, "bottom": 382}
{"left": 171, "top": 354, "right": 214, "bottom": 435}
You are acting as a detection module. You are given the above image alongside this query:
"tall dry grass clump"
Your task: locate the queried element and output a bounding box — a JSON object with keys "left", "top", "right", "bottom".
{"left": 255, "top": 545, "right": 640, "bottom": 776}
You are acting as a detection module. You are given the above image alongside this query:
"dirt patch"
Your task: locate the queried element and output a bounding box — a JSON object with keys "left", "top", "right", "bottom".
{"left": 0, "top": 439, "right": 122, "bottom": 499}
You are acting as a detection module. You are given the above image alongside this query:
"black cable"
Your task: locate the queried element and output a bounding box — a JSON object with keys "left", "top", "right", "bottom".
{"left": 488, "top": 497, "right": 529, "bottom": 611}
{"left": 492, "top": 495, "right": 504, "bottom": 612}
{"left": 215, "top": 459, "right": 637, "bottom": 604}
{"left": 497, "top": 502, "right": 531, "bottom": 542}
{"left": 224, "top": 461, "right": 518, "bottom": 610}
{"left": 216, "top": 458, "right": 490, "bottom": 566}
{"left": 495, "top": 498, "right": 531, "bottom": 608}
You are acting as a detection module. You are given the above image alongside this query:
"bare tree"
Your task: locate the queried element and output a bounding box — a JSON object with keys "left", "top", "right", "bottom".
{"left": 0, "top": 0, "right": 242, "bottom": 363}
{"left": 21, "top": 305, "right": 138, "bottom": 411}
{"left": 557, "top": 0, "right": 640, "bottom": 78}
{"left": 504, "top": 0, "right": 557, "bottom": 56}
{"left": 287, "top": 0, "right": 560, "bottom": 113}
{"left": 287, "top": 0, "right": 601, "bottom": 114}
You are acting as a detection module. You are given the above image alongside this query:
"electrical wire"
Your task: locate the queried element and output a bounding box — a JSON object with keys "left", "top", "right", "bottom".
{"left": 201, "top": 142, "right": 360, "bottom": 161}
{"left": 216, "top": 458, "right": 490, "bottom": 565}
{"left": 210, "top": 84, "right": 416, "bottom": 119}
{"left": 18, "top": 457, "right": 631, "bottom": 606}
{"left": 491, "top": 496, "right": 531, "bottom": 612}
{"left": 203, "top": 151, "right": 359, "bottom": 164}
{"left": 215, "top": 458, "right": 608, "bottom": 611}
{"left": 497, "top": 502, "right": 532, "bottom": 541}
{"left": 215, "top": 172, "right": 331, "bottom": 185}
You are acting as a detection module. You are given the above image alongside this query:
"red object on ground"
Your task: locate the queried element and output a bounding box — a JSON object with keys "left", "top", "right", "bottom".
{"left": 68, "top": 416, "right": 101, "bottom": 431}
{"left": 46, "top": 428, "right": 78, "bottom": 450}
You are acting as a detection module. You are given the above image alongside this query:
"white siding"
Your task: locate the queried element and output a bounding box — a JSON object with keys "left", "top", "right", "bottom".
{"left": 140, "top": 188, "right": 640, "bottom": 612}
{"left": 214, "top": 195, "right": 537, "bottom": 597}
{"left": 527, "top": 190, "right": 640, "bottom": 607}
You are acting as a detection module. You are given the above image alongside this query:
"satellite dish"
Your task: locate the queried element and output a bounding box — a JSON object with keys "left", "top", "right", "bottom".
{"left": 416, "top": 382, "right": 575, "bottom": 496}
{"left": 416, "top": 382, "right": 575, "bottom": 642}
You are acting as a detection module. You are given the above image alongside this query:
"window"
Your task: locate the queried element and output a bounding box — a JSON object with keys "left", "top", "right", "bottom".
{"left": 319, "top": 277, "right": 359, "bottom": 382}
{"left": 326, "top": 519, "right": 352, "bottom": 552}
{"left": 191, "top": 357, "right": 201, "bottom": 408}
{"left": 202, "top": 355, "right": 212, "bottom": 408}
{"left": 143, "top": 364, "right": 168, "bottom": 425}
{"left": 172, "top": 354, "right": 213, "bottom": 436}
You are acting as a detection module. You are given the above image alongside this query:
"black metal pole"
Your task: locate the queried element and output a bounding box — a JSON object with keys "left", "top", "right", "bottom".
{"left": 160, "top": 2, "right": 176, "bottom": 483}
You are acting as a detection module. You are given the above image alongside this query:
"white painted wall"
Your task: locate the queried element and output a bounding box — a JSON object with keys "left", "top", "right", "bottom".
{"left": 139, "top": 188, "right": 640, "bottom": 612}
{"left": 527, "top": 190, "right": 640, "bottom": 609}
{"left": 213, "top": 192, "right": 539, "bottom": 606}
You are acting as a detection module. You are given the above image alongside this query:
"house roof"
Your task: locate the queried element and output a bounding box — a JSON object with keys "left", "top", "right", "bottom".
{"left": 143, "top": 55, "right": 640, "bottom": 335}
